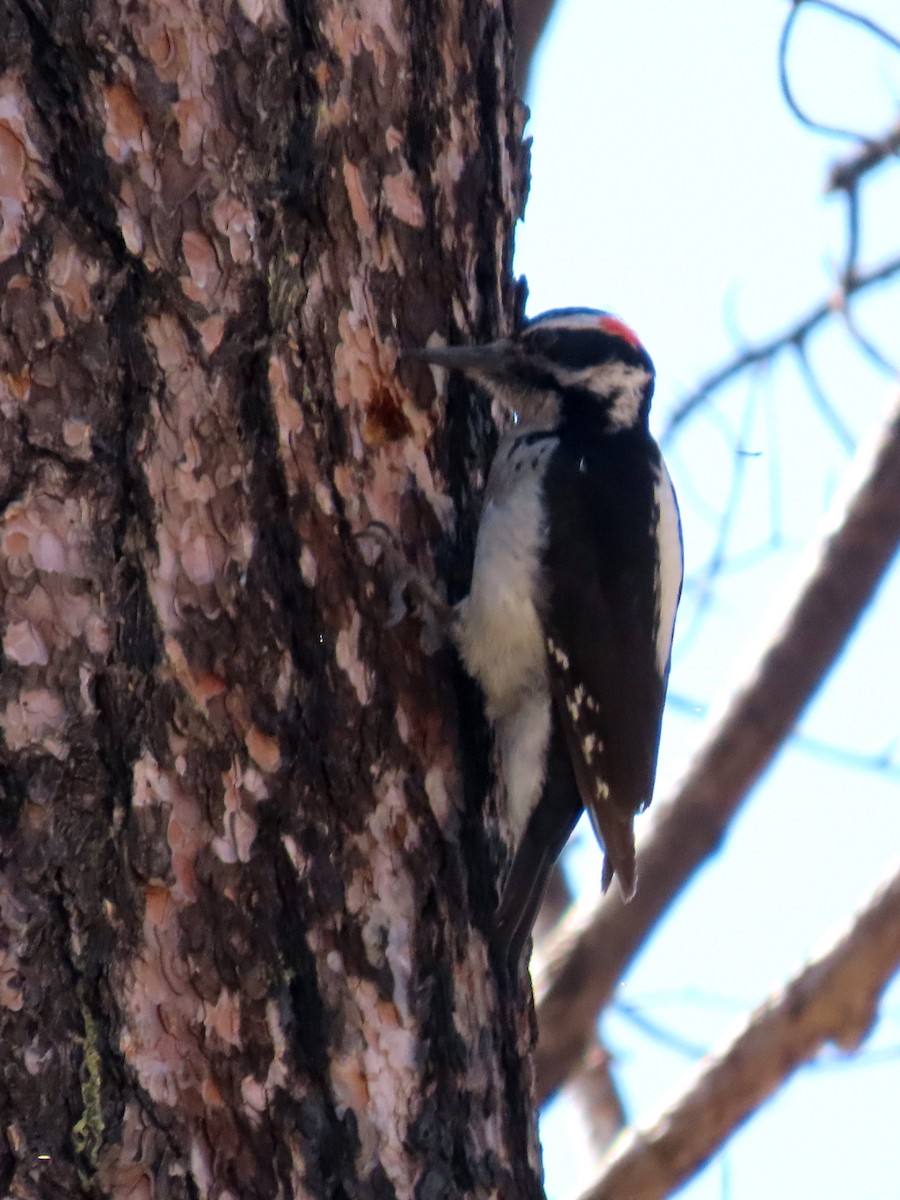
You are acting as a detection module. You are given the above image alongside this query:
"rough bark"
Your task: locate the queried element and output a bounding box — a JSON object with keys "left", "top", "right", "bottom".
{"left": 579, "top": 864, "right": 900, "bottom": 1200}
{"left": 0, "top": 3, "right": 535, "bottom": 1198}
{"left": 533, "top": 390, "right": 900, "bottom": 1103}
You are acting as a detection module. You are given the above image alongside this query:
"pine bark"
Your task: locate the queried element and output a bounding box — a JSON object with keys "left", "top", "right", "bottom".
{"left": 0, "top": 3, "right": 534, "bottom": 1197}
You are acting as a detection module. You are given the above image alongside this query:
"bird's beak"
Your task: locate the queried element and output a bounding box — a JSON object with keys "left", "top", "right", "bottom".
{"left": 403, "top": 341, "right": 512, "bottom": 377}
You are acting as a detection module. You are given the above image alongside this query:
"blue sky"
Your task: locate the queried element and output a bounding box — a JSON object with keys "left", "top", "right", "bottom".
{"left": 515, "top": 2, "right": 900, "bottom": 1196}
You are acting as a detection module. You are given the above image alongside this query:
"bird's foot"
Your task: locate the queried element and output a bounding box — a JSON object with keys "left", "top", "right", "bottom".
{"left": 355, "top": 522, "right": 453, "bottom": 650}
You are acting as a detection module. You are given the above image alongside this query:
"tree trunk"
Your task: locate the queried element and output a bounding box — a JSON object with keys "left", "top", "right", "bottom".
{"left": 0, "top": 3, "right": 534, "bottom": 1197}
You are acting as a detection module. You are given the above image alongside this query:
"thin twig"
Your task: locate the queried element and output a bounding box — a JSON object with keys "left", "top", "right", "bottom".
{"left": 612, "top": 1000, "right": 706, "bottom": 1061}
{"left": 841, "top": 179, "right": 861, "bottom": 284}
{"left": 675, "top": 383, "right": 762, "bottom": 652}
{"left": 779, "top": 1, "right": 900, "bottom": 143}
{"left": 667, "top": 689, "right": 900, "bottom": 780}
{"left": 793, "top": 343, "right": 855, "bottom": 452}
{"left": 839, "top": 305, "right": 900, "bottom": 378}
{"left": 663, "top": 254, "right": 900, "bottom": 439}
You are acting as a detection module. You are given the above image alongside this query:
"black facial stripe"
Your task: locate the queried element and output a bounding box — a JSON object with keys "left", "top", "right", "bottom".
{"left": 520, "top": 328, "right": 654, "bottom": 375}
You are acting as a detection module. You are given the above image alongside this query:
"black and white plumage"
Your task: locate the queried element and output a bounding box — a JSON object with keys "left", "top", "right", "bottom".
{"left": 413, "top": 309, "right": 683, "bottom": 969}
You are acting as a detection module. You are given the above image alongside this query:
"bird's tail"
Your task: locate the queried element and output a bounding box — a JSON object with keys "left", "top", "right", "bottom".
{"left": 592, "top": 805, "right": 636, "bottom": 899}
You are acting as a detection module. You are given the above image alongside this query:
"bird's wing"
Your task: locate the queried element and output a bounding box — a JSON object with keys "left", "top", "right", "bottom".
{"left": 542, "top": 437, "right": 682, "bottom": 895}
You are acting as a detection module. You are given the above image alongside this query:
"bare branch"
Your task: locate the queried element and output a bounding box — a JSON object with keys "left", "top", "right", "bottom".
{"left": 663, "top": 255, "right": 900, "bottom": 439}
{"left": 534, "top": 391, "right": 900, "bottom": 1104}
{"left": 826, "top": 121, "right": 900, "bottom": 193}
{"left": 577, "top": 863, "right": 900, "bottom": 1200}
{"left": 779, "top": 1, "right": 900, "bottom": 143}
{"left": 827, "top": 119, "right": 900, "bottom": 306}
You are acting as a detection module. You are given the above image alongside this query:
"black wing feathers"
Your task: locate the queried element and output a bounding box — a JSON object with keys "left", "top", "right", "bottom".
{"left": 542, "top": 426, "right": 666, "bottom": 894}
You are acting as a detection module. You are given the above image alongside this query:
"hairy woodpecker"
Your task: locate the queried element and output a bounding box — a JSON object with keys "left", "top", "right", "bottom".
{"left": 410, "top": 308, "right": 683, "bottom": 968}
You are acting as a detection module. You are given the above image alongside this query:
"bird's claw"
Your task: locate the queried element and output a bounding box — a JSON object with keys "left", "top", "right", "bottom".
{"left": 355, "top": 522, "right": 453, "bottom": 646}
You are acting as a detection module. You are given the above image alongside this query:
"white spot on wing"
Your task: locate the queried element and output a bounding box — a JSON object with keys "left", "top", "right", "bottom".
{"left": 549, "top": 633, "right": 606, "bottom": 773}
{"left": 653, "top": 458, "right": 683, "bottom": 675}
{"left": 548, "top": 637, "right": 570, "bottom": 671}
{"left": 582, "top": 733, "right": 603, "bottom": 762}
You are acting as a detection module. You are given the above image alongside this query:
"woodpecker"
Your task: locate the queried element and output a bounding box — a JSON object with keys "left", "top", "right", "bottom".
{"left": 409, "top": 308, "right": 683, "bottom": 969}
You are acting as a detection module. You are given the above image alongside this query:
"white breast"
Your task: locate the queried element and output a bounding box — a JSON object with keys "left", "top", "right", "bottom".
{"left": 454, "top": 435, "right": 557, "bottom": 836}
{"left": 454, "top": 436, "right": 556, "bottom": 717}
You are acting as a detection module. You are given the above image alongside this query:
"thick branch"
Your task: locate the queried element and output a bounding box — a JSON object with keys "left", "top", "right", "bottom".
{"left": 577, "top": 863, "right": 900, "bottom": 1200}
{"left": 534, "top": 391, "right": 900, "bottom": 1103}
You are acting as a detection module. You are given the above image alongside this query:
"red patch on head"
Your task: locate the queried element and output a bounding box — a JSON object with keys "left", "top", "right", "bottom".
{"left": 597, "top": 315, "right": 643, "bottom": 351}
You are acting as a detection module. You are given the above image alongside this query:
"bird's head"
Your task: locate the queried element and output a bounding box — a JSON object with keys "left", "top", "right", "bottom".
{"left": 409, "top": 308, "right": 655, "bottom": 430}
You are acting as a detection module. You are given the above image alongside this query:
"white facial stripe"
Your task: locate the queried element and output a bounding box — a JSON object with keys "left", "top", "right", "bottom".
{"left": 553, "top": 360, "right": 651, "bottom": 427}
{"left": 653, "top": 460, "right": 683, "bottom": 675}
{"left": 526, "top": 312, "right": 612, "bottom": 333}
